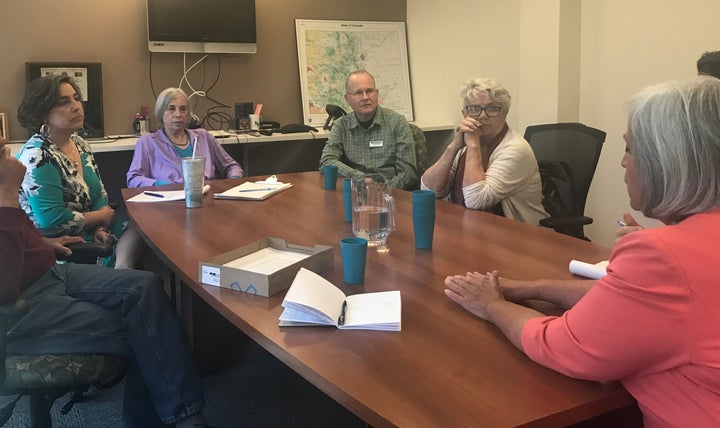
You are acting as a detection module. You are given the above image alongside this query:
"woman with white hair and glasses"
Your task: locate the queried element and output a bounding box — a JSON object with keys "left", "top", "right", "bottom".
{"left": 126, "top": 87, "right": 243, "bottom": 188}
{"left": 444, "top": 76, "right": 720, "bottom": 426}
{"left": 421, "top": 77, "right": 547, "bottom": 225}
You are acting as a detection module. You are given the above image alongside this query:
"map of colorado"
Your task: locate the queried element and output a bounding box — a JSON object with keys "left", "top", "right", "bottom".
{"left": 295, "top": 20, "right": 414, "bottom": 126}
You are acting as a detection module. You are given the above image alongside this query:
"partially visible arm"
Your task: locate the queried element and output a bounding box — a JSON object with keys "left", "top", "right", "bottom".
{"left": 126, "top": 135, "right": 161, "bottom": 188}
{"left": 0, "top": 142, "right": 54, "bottom": 302}
{"left": 318, "top": 119, "right": 365, "bottom": 178}
{"left": 461, "top": 124, "right": 486, "bottom": 186}
{"left": 615, "top": 212, "right": 644, "bottom": 241}
{"left": 388, "top": 121, "right": 418, "bottom": 190}
{"left": 498, "top": 276, "right": 597, "bottom": 309}
{"left": 206, "top": 132, "right": 244, "bottom": 178}
{"left": 42, "top": 235, "right": 85, "bottom": 257}
{"left": 462, "top": 136, "right": 537, "bottom": 210}
{"left": 444, "top": 271, "right": 544, "bottom": 350}
{"left": 421, "top": 131, "right": 463, "bottom": 194}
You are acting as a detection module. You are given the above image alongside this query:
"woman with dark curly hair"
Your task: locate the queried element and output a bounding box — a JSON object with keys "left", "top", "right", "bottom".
{"left": 16, "top": 74, "right": 146, "bottom": 268}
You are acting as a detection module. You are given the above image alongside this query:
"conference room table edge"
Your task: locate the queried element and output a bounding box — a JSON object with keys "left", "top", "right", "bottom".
{"left": 122, "top": 173, "right": 635, "bottom": 428}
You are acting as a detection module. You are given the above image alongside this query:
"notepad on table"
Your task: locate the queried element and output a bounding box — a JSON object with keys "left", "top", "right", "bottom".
{"left": 127, "top": 185, "right": 210, "bottom": 202}
{"left": 279, "top": 268, "right": 401, "bottom": 331}
{"left": 214, "top": 181, "right": 292, "bottom": 200}
{"left": 569, "top": 259, "right": 609, "bottom": 279}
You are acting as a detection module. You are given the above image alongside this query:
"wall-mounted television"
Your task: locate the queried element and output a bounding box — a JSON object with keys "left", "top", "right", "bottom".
{"left": 146, "top": 0, "right": 256, "bottom": 54}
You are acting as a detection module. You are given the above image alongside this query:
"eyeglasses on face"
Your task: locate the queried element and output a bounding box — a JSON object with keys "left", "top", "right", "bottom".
{"left": 464, "top": 104, "right": 503, "bottom": 117}
{"left": 347, "top": 88, "right": 378, "bottom": 97}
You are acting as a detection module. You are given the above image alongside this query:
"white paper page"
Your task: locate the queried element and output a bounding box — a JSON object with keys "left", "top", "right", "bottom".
{"left": 278, "top": 306, "right": 336, "bottom": 326}
{"left": 214, "top": 181, "right": 292, "bottom": 200}
{"left": 223, "top": 247, "right": 310, "bottom": 275}
{"left": 342, "top": 290, "right": 401, "bottom": 331}
{"left": 281, "top": 268, "right": 346, "bottom": 325}
{"left": 569, "top": 260, "right": 609, "bottom": 279}
{"left": 127, "top": 185, "right": 210, "bottom": 203}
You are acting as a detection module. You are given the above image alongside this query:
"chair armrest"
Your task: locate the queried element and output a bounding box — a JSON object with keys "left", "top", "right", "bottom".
{"left": 56, "top": 242, "right": 113, "bottom": 264}
{"left": 540, "top": 215, "right": 593, "bottom": 229}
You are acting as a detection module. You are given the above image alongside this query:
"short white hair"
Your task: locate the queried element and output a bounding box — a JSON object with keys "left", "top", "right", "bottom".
{"left": 459, "top": 77, "right": 511, "bottom": 113}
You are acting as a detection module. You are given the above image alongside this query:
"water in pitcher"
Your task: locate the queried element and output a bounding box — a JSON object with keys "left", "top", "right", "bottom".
{"left": 353, "top": 205, "right": 391, "bottom": 246}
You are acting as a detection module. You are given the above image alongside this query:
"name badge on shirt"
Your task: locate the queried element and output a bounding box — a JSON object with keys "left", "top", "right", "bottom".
{"left": 369, "top": 140, "right": 384, "bottom": 148}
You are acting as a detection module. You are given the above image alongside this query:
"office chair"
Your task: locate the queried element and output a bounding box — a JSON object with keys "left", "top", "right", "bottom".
{"left": 523, "top": 123, "right": 606, "bottom": 241}
{"left": 407, "top": 123, "right": 428, "bottom": 174}
{"left": 0, "top": 300, "right": 126, "bottom": 428}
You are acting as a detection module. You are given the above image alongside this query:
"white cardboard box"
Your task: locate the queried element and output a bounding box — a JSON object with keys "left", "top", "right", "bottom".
{"left": 199, "top": 238, "right": 333, "bottom": 297}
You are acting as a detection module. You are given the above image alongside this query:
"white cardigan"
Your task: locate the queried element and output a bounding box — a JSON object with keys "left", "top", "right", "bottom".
{"left": 421, "top": 128, "right": 548, "bottom": 226}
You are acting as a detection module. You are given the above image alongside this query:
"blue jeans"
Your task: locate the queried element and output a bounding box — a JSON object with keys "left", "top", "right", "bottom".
{"left": 8, "top": 264, "right": 205, "bottom": 426}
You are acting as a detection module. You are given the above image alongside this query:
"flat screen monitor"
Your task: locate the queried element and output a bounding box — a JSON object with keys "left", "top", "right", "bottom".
{"left": 146, "top": 0, "right": 256, "bottom": 54}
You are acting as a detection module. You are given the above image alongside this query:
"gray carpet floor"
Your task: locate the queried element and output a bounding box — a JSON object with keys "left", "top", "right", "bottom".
{"left": 1, "top": 337, "right": 366, "bottom": 428}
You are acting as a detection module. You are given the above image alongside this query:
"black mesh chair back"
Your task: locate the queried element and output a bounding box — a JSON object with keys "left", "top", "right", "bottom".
{"left": 523, "top": 123, "right": 606, "bottom": 240}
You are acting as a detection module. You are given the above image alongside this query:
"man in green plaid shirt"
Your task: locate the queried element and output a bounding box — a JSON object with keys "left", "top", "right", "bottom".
{"left": 319, "top": 70, "right": 419, "bottom": 190}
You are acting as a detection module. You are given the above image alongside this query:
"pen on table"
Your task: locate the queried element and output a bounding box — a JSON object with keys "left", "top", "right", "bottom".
{"left": 144, "top": 191, "right": 165, "bottom": 198}
{"left": 235, "top": 187, "right": 277, "bottom": 192}
{"left": 616, "top": 220, "right": 627, "bottom": 227}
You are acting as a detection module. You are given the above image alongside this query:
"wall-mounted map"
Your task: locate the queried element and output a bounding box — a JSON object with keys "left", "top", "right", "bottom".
{"left": 295, "top": 19, "right": 414, "bottom": 126}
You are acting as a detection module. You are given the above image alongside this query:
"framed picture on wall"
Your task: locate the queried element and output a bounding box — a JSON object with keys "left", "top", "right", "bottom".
{"left": 25, "top": 62, "right": 104, "bottom": 139}
{"left": 0, "top": 112, "right": 7, "bottom": 140}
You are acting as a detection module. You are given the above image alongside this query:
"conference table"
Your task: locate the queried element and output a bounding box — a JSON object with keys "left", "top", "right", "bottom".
{"left": 122, "top": 172, "right": 635, "bottom": 428}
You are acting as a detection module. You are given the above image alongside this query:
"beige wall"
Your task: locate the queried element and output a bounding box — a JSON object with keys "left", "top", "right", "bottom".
{"left": 579, "top": 0, "right": 720, "bottom": 245}
{"left": 0, "top": 0, "right": 406, "bottom": 141}
{"left": 408, "top": 0, "right": 720, "bottom": 246}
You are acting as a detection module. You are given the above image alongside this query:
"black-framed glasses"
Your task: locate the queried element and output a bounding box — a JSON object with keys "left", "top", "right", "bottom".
{"left": 347, "top": 88, "right": 378, "bottom": 97}
{"left": 464, "top": 104, "right": 502, "bottom": 117}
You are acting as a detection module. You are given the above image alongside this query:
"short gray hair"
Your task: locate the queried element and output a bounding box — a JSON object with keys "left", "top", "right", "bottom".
{"left": 628, "top": 76, "right": 720, "bottom": 222}
{"left": 154, "top": 87, "right": 191, "bottom": 127}
{"left": 459, "top": 78, "right": 511, "bottom": 113}
{"left": 345, "top": 70, "right": 375, "bottom": 92}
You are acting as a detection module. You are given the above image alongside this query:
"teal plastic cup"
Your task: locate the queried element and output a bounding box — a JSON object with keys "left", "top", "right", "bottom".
{"left": 412, "top": 190, "right": 436, "bottom": 249}
{"left": 323, "top": 165, "right": 338, "bottom": 190}
{"left": 340, "top": 237, "right": 368, "bottom": 284}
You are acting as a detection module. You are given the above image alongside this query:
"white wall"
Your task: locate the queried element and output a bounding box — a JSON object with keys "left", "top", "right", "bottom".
{"left": 408, "top": 0, "right": 720, "bottom": 246}
{"left": 406, "top": 0, "right": 522, "bottom": 129}
{"left": 579, "top": 0, "right": 720, "bottom": 246}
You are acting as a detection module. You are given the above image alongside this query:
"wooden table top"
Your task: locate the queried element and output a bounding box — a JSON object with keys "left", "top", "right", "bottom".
{"left": 123, "top": 172, "right": 633, "bottom": 428}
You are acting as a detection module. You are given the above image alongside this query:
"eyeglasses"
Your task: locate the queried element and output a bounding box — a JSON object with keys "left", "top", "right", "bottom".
{"left": 464, "top": 104, "right": 503, "bottom": 117}
{"left": 346, "top": 88, "right": 378, "bottom": 97}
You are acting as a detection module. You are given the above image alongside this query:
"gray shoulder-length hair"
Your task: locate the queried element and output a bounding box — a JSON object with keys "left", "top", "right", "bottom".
{"left": 154, "top": 87, "right": 191, "bottom": 128}
{"left": 459, "top": 78, "right": 511, "bottom": 113}
{"left": 629, "top": 76, "right": 720, "bottom": 223}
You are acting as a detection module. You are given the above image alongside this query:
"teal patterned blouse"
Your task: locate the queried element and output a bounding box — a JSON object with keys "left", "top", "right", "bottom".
{"left": 16, "top": 134, "right": 126, "bottom": 250}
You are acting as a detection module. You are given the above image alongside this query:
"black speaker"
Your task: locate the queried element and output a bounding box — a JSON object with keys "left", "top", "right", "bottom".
{"left": 234, "top": 102, "right": 254, "bottom": 130}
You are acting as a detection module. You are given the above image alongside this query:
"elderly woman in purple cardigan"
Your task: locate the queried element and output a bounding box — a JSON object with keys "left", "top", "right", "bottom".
{"left": 126, "top": 87, "right": 243, "bottom": 188}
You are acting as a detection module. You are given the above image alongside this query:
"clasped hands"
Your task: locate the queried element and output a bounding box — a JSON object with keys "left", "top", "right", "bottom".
{"left": 444, "top": 271, "right": 528, "bottom": 320}
{"left": 451, "top": 117, "right": 483, "bottom": 151}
